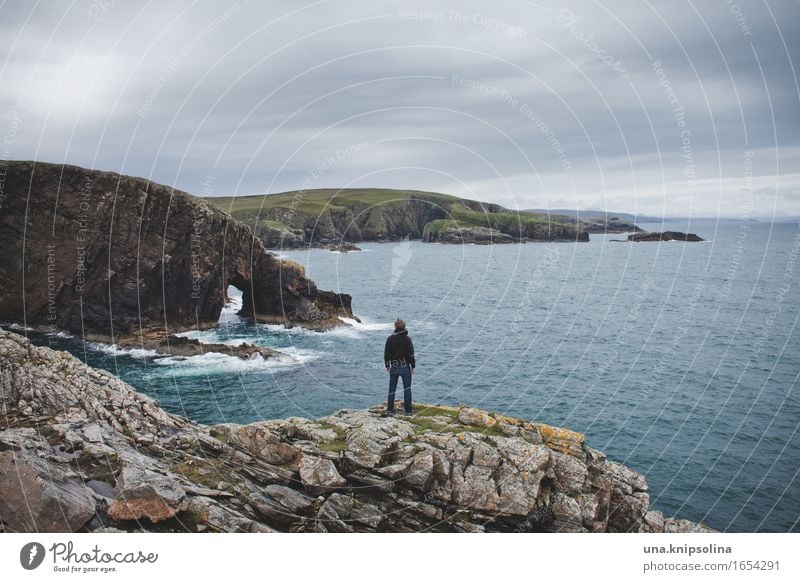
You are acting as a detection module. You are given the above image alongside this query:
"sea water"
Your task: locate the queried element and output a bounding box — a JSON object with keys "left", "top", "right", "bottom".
{"left": 17, "top": 220, "right": 800, "bottom": 532}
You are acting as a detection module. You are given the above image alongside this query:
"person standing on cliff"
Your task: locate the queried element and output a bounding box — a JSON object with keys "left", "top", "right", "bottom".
{"left": 384, "top": 319, "right": 415, "bottom": 416}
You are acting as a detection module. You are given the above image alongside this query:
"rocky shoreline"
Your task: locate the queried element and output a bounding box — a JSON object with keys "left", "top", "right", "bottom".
{"left": 0, "top": 161, "right": 356, "bottom": 338}
{"left": 0, "top": 330, "right": 714, "bottom": 533}
{"left": 611, "top": 231, "right": 705, "bottom": 243}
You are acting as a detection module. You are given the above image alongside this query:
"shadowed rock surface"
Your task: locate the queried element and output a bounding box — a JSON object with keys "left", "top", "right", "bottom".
{"left": 0, "top": 161, "right": 357, "bottom": 338}
{"left": 627, "top": 231, "right": 705, "bottom": 242}
{"left": 576, "top": 215, "right": 643, "bottom": 234}
{"left": 424, "top": 225, "right": 517, "bottom": 245}
{"left": 523, "top": 210, "right": 644, "bottom": 234}
{"left": 0, "top": 330, "right": 714, "bottom": 533}
{"left": 422, "top": 221, "right": 589, "bottom": 244}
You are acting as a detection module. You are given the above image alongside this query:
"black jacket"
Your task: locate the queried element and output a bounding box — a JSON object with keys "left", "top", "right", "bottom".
{"left": 384, "top": 329, "right": 415, "bottom": 369}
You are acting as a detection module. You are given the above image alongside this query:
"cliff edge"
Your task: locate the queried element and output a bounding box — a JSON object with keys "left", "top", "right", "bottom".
{"left": 0, "top": 161, "right": 356, "bottom": 338}
{"left": 0, "top": 330, "right": 713, "bottom": 533}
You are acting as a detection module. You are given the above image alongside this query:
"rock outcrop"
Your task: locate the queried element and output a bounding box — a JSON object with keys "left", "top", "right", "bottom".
{"left": 422, "top": 222, "right": 588, "bottom": 244}
{"left": 326, "top": 243, "right": 362, "bottom": 253}
{"left": 578, "top": 216, "right": 642, "bottom": 234}
{"left": 0, "top": 161, "right": 357, "bottom": 338}
{"left": 522, "top": 210, "right": 644, "bottom": 234}
{"left": 625, "top": 231, "right": 705, "bottom": 242}
{"left": 424, "top": 225, "right": 516, "bottom": 245}
{"left": 0, "top": 330, "right": 714, "bottom": 533}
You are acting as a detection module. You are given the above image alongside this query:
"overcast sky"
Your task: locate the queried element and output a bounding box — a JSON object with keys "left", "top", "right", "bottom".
{"left": 1, "top": 0, "right": 798, "bottom": 216}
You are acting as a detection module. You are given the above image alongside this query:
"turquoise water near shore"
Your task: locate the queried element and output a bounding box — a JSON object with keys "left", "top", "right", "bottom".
{"left": 17, "top": 220, "right": 800, "bottom": 532}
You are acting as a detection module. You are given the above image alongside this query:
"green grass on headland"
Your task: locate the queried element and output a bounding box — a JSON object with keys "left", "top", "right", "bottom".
{"left": 206, "top": 188, "right": 463, "bottom": 219}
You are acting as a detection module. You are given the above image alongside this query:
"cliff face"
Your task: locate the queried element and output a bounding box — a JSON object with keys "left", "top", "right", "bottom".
{"left": 256, "top": 195, "right": 451, "bottom": 244}
{"left": 422, "top": 220, "right": 589, "bottom": 244}
{"left": 627, "top": 231, "right": 705, "bottom": 242}
{"left": 0, "top": 330, "right": 714, "bottom": 533}
{"left": 209, "top": 190, "right": 587, "bottom": 248}
{"left": 0, "top": 161, "right": 355, "bottom": 336}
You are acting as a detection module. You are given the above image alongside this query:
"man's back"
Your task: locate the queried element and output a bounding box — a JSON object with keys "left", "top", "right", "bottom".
{"left": 384, "top": 329, "right": 415, "bottom": 368}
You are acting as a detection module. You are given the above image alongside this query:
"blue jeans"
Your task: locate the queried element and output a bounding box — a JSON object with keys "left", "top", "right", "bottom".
{"left": 387, "top": 365, "right": 412, "bottom": 413}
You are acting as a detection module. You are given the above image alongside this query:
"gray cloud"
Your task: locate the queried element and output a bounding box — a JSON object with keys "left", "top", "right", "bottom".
{"left": 1, "top": 0, "right": 798, "bottom": 216}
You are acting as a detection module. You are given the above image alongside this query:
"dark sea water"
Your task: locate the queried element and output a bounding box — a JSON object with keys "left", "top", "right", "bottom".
{"left": 16, "top": 220, "right": 800, "bottom": 532}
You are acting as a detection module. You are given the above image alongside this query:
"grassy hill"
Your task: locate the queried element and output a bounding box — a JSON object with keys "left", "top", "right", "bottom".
{"left": 206, "top": 188, "right": 586, "bottom": 247}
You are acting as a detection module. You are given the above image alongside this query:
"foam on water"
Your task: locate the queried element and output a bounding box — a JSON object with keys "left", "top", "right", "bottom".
{"left": 3, "top": 323, "right": 34, "bottom": 331}
{"left": 87, "top": 342, "right": 160, "bottom": 359}
{"left": 150, "top": 346, "right": 321, "bottom": 376}
{"left": 15, "top": 222, "right": 800, "bottom": 532}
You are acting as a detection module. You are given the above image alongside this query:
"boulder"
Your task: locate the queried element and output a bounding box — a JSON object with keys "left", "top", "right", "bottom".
{"left": 298, "top": 455, "right": 347, "bottom": 495}
{"left": 0, "top": 448, "right": 95, "bottom": 532}
{"left": 107, "top": 464, "right": 186, "bottom": 523}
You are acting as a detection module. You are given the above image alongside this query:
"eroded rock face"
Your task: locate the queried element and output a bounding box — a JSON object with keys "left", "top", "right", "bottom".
{"left": 0, "top": 330, "right": 715, "bottom": 533}
{"left": 627, "top": 231, "right": 705, "bottom": 242}
{"left": 422, "top": 220, "right": 589, "bottom": 244}
{"left": 0, "top": 446, "right": 96, "bottom": 532}
{"left": 107, "top": 464, "right": 186, "bottom": 522}
{"left": 0, "top": 161, "right": 355, "bottom": 337}
{"left": 429, "top": 225, "right": 516, "bottom": 245}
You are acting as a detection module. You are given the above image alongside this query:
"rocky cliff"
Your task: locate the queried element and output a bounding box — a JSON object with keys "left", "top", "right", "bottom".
{"left": 0, "top": 161, "right": 356, "bottom": 337}
{"left": 422, "top": 219, "right": 589, "bottom": 244}
{"left": 523, "top": 209, "right": 644, "bottom": 234}
{"left": 627, "top": 231, "right": 705, "bottom": 242}
{"left": 0, "top": 330, "right": 713, "bottom": 533}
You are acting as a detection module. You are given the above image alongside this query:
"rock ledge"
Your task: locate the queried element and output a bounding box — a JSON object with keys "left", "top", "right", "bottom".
{"left": 0, "top": 330, "right": 713, "bottom": 533}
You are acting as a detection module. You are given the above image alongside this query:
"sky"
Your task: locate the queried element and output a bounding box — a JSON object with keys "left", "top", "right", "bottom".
{"left": 1, "top": 0, "right": 799, "bottom": 217}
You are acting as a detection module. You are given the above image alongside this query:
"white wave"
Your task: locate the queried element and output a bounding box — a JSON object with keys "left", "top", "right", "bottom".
{"left": 319, "top": 317, "right": 393, "bottom": 339}
{"left": 151, "top": 346, "right": 322, "bottom": 376}
{"left": 173, "top": 328, "right": 223, "bottom": 343}
{"left": 3, "top": 323, "right": 34, "bottom": 331}
{"left": 257, "top": 322, "right": 320, "bottom": 336}
{"left": 87, "top": 342, "right": 160, "bottom": 359}
{"left": 338, "top": 317, "right": 394, "bottom": 332}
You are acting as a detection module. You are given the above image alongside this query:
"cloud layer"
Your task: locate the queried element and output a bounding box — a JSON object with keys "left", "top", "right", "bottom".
{"left": 1, "top": 0, "right": 798, "bottom": 216}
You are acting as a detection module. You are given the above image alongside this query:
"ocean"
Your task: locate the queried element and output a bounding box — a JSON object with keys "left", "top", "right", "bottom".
{"left": 16, "top": 220, "right": 800, "bottom": 532}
